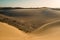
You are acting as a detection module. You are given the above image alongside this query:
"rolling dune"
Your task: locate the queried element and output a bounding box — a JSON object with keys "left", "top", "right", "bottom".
{"left": 0, "top": 8, "right": 60, "bottom": 32}
{"left": 0, "top": 7, "right": 60, "bottom": 40}
{"left": 0, "top": 21, "right": 60, "bottom": 40}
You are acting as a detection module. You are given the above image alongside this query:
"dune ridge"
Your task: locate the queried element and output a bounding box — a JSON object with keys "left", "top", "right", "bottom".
{"left": 0, "top": 7, "right": 60, "bottom": 32}
{"left": 0, "top": 21, "right": 60, "bottom": 40}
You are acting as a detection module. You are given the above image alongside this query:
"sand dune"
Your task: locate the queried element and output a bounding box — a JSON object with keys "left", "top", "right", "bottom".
{"left": 0, "top": 8, "right": 60, "bottom": 32}
{"left": 0, "top": 22, "right": 60, "bottom": 40}
{"left": 0, "top": 22, "right": 28, "bottom": 40}
{"left": 0, "top": 7, "right": 60, "bottom": 40}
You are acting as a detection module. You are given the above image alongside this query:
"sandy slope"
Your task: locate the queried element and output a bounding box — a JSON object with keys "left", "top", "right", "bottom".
{"left": 0, "top": 8, "right": 60, "bottom": 32}
{"left": 0, "top": 22, "right": 60, "bottom": 40}
{"left": 0, "top": 22, "right": 28, "bottom": 40}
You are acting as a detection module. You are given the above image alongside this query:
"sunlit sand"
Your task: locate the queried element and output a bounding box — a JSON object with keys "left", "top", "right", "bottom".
{"left": 0, "top": 22, "right": 60, "bottom": 40}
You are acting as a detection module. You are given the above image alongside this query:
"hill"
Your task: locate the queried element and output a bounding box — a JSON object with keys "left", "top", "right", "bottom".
{"left": 0, "top": 7, "right": 60, "bottom": 32}
{"left": 0, "top": 21, "right": 60, "bottom": 40}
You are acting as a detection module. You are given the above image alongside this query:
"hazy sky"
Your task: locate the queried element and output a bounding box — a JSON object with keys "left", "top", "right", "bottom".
{"left": 0, "top": 0, "right": 60, "bottom": 8}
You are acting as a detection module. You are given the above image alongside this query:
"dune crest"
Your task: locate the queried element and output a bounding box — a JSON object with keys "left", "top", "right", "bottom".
{"left": 0, "top": 22, "right": 28, "bottom": 40}
{"left": 0, "top": 22, "right": 60, "bottom": 40}
{"left": 0, "top": 8, "right": 60, "bottom": 32}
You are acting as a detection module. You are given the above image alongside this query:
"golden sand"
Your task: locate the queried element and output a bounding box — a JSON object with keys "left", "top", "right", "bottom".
{"left": 0, "top": 22, "right": 60, "bottom": 40}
